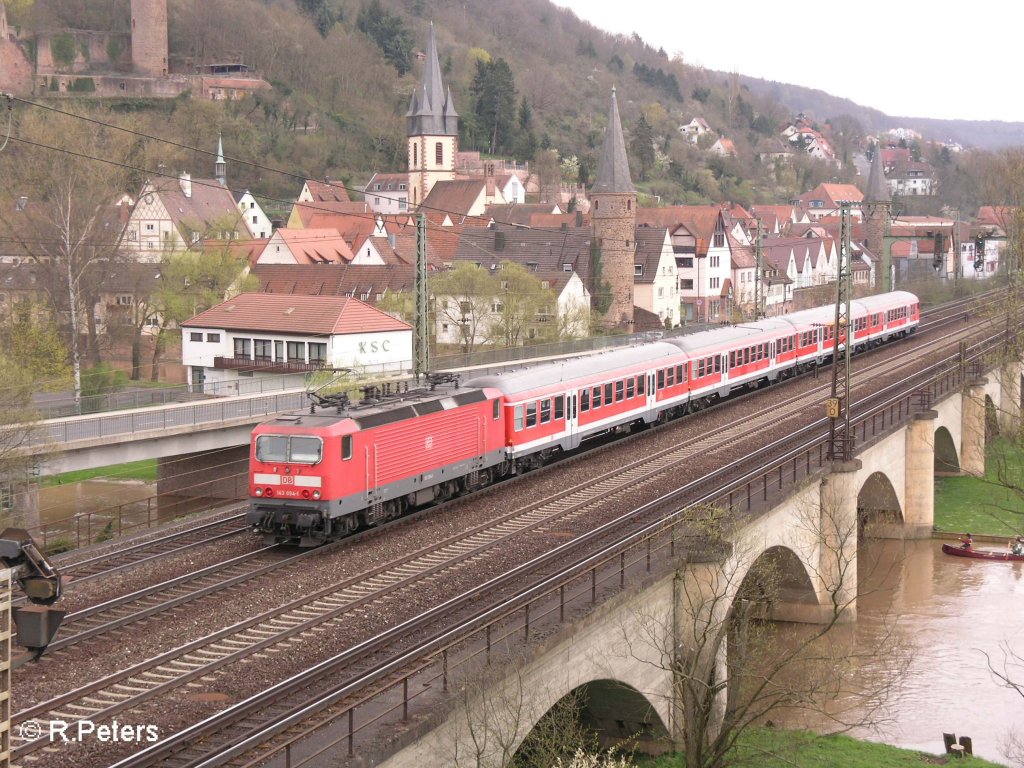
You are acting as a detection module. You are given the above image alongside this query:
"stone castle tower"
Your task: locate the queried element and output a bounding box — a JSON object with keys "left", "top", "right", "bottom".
{"left": 863, "top": 144, "right": 890, "bottom": 267}
{"left": 130, "top": 0, "right": 168, "bottom": 77}
{"left": 407, "top": 23, "right": 458, "bottom": 209}
{"left": 591, "top": 87, "right": 637, "bottom": 329}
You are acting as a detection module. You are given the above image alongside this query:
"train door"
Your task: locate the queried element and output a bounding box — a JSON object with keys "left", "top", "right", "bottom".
{"left": 564, "top": 389, "right": 580, "bottom": 450}
{"left": 647, "top": 371, "right": 657, "bottom": 417}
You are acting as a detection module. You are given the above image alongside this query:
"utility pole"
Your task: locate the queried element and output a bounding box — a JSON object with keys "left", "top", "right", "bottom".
{"left": 827, "top": 202, "right": 854, "bottom": 462}
{"left": 414, "top": 213, "right": 430, "bottom": 378}
{"left": 753, "top": 219, "right": 763, "bottom": 320}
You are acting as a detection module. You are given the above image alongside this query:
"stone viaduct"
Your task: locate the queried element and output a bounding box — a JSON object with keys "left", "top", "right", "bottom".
{"left": 372, "top": 360, "right": 1022, "bottom": 767}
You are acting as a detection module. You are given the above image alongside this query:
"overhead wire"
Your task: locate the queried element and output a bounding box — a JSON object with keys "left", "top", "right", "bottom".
{"left": 8, "top": 95, "right": 532, "bottom": 230}
{"left": 1, "top": 130, "right": 551, "bottom": 268}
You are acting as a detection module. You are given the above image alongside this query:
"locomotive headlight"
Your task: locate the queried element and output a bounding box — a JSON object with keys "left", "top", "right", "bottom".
{"left": 313, "top": 490, "right": 321, "bottom": 500}
{"left": 254, "top": 487, "right": 263, "bottom": 497}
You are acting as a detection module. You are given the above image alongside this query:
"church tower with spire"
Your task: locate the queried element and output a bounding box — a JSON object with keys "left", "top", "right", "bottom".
{"left": 215, "top": 134, "right": 226, "bottom": 187}
{"left": 863, "top": 143, "right": 891, "bottom": 287}
{"left": 407, "top": 24, "right": 458, "bottom": 209}
{"left": 591, "top": 87, "right": 637, "bottom": 329}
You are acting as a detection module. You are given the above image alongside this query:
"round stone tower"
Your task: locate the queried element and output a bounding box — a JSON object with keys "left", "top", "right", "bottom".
{"left": 591, "top": 87, "right": 637, "bottom": 330}
{"left": 130, "top": 0, "right": 168, "bottom": 77}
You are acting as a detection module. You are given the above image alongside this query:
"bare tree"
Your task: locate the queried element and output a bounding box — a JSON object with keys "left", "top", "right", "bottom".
{"left": 616, "top": 498, "right": 908, "bottom": 768}
{"left": 433, "top": 263, "right": 500, "bottom": 354}
{"left": 0, "top": 107, "right": 136, "bottom": 410}
{"left": 444, "top": 659, "right": 631, "bottom": 768}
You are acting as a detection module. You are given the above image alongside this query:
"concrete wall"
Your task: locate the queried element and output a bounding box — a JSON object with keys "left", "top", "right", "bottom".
{"left": 157, "top": 444, "right": 249, "bottom": 500}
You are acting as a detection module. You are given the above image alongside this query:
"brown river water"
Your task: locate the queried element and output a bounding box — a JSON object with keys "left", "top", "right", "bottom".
{"left": 769, "top": 537, "right": 1024, "bottom": 764}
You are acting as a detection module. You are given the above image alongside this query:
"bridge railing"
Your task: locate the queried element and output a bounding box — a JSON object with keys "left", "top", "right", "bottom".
{"left": 222, "top": 332, "right": 1007, "bottom": 766}
{"left": 34, "top": 389, "right": 309, "bottom": 447}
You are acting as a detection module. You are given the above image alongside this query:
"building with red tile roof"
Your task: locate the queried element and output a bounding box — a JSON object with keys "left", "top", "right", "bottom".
{"left": 181, "top": 293, "right": 413, "bottom": 390}
{"left": 256, "top": 228, "right": 356, "bottom": 265}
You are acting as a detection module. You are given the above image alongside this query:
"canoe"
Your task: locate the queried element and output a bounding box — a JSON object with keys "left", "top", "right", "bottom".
{"left": 942, "top": 543, "right": 1024, "bottom": 562}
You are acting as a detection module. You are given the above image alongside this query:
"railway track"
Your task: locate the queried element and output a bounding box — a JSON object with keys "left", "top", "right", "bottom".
{"left": 12, "top": 298, "right": 994, "bottom": 766}
{"left": 50, "top": 510, "right": 250, "bottom": 585}
{"left": 23, "top": 292, "right": 978, "bottom": 664}
{"left": 107, "top": 310, "right": 1003, "bottom": 768}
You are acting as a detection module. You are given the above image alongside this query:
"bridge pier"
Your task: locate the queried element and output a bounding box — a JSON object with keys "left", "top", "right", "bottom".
{"left": 999, "top": 360, "right": 1023, "bottom": 436}
{"left": 673, "top": 561, "right": 728, "bottom": 750}
{"left": 961, "top": 377, "right": 988, "bottom": 477}
{"left": 904, "top": 410, "right": 938, "bottom": 539}
{"left": 156, "top": 446, "right": 249, "bottom": 501}
{"left": 817, "top": 461, "right": 861, "bottom": 623}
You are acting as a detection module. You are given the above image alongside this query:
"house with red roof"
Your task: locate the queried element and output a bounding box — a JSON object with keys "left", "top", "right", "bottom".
{"left": 256, "top": 228, "right": 358, "bottom": 265}
{"left": 797, "top": 183, "right": 863, "bottom": 222}
{"left": 709, "top": 137, "right": 737, "bottom": 157}
{"left": 361, "top": 173, "right": 410, "bottom": 215}
{"left": 181, "top": 294, "right": 412, "bottom": 392}
{"left": 635, "top": 205, "right": 733, "bottom": 322}
{"left": 124, "top": 172, "right": 248, "bottom": 261}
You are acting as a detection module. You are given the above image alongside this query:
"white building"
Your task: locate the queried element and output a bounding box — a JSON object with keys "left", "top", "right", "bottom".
{"left": 181, "top": 294, "right": 413, "bottom": 393}
{"left": 236, "top": 190, "right": 273, "bottom": 239}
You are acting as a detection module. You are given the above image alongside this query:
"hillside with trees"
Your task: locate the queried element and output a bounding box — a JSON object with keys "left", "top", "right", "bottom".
{"left": 8, "top": 0, "right": 1023, "bottom": 213}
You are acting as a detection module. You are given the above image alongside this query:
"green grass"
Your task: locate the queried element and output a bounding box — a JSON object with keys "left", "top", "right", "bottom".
{"left": 637, "top": 728, "right": 1005, "bottom": 767}
{"left": 935, "top": 437, "right": 1024, "bottom": 537}
{"left": 41, "top": 459, "right": 158, "bottom": 487}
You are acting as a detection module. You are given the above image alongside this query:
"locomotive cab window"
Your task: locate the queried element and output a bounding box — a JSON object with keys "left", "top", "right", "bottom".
{"left": 493, "top": 400, "right": 500, "bottom": 420}
{"left": 341, "top": 435, "right": 353, "bottom": 460}
{"left": 255, "top": 435, "right": 322, "bottom": 464}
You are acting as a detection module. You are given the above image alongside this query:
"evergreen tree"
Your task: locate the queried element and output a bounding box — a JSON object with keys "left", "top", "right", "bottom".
{"left": 512, "top": 96, "right": 538, "bottom": 162}
{"left": 470, "top": 57, "right": 517, "bottom": 155}
{"left": 297, "top": 0, "right": 335, "bottom": 37}
{"left": 357, "top": 0, "right": 415, "bottom": 75}
{"left": 629, "top": 113, "right": 656, "bottom": 182}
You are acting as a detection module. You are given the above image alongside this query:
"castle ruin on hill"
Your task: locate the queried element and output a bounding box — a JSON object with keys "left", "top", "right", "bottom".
{"left": 0, "top": 0, "right": 269, "bottom": 100}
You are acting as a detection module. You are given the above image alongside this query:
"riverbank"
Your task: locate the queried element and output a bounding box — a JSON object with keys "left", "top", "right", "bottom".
{"left": 935, "top": 436, "right": 1024, "bottom": 537}
{"left": 637, "top": 728, "right": 1006, "bottom": 766}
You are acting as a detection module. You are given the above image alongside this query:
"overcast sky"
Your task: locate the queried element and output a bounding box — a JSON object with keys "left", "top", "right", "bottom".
{"left": 550, "top": 0, "right": 1021, "bottom": 123}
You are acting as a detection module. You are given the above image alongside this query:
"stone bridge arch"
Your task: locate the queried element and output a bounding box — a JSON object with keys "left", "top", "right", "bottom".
{"left": 935, "top": 426, "right": 960, "bottom": 474}
{"left": 516, "top": 679, "right": 671, "bottom": 760}
{"left": 857, "top": 471, "right": 903, "bottom": 538}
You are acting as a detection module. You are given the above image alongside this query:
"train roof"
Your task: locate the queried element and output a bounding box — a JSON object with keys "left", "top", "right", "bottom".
{"left": 464, "top": 342, "right": 681, "bottom": 395}
{"left": 663, "top": 324, "right": 772, "bottom": 355}
{"left": 852, "top": 290, "right": 919, "bottom": 311}
{"left": 259, "top": 385, "right": 490, "bottom": 432}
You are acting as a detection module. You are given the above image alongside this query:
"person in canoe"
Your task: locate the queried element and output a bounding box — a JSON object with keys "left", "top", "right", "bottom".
{"left": 1012, "top": 536, "right": 1024, "bottom": 556}
{"left": 959, "top": 533, "right": 973, "bottom": 550}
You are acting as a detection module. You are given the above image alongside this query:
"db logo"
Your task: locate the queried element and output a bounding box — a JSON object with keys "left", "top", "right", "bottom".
{"left": 425, "top": 436, "right": 433, "bottom": 450}
{"left": 281, "top": 476, "right": 295, "bottom": 485}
